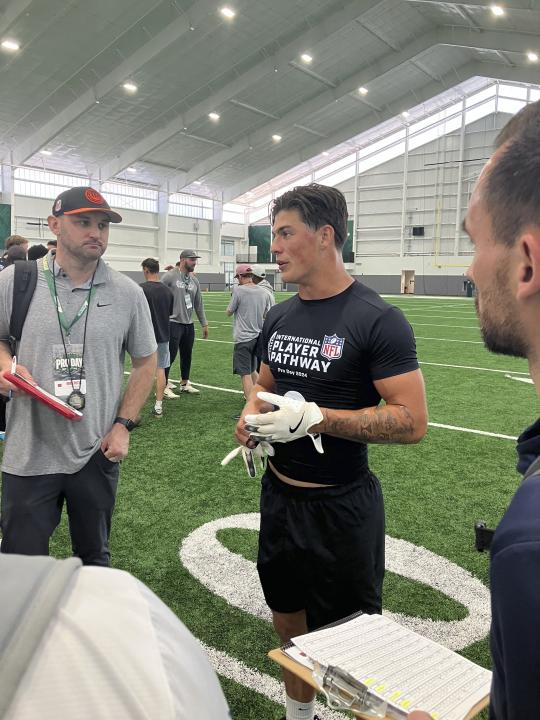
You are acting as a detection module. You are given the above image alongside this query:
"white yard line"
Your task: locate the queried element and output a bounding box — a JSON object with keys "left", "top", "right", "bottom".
{"left": 416, "top": 336, "right": 484, "bottom": 344}
{"left": 420, "top": 361, "right": 529, "bottom": 376}
{"left": 412, "top": 323, "right": 480, "bottom": 330}
{"left": 428, "top": 422, "right": 517, "bottom": 441}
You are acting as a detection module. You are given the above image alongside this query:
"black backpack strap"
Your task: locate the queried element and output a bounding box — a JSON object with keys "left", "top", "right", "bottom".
{"left": 8, "top": 260, "right": 38, "bottom": 355}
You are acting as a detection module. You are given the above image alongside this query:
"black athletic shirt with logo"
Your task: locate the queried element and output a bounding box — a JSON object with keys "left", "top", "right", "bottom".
{"left": 261, "top": 281, "right": 419, "bottom": 484}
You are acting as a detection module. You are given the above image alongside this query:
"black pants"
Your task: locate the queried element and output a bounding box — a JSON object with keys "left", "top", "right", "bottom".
{"left": 0, "top": 448, "right": 119, "bottom": 566}
{"left": 165, "top": 322, "right": 195, "bottom": 382}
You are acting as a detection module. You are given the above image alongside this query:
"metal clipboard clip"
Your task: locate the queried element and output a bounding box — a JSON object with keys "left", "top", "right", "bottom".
{"left": 312, "top": 662, "right": 388, "bottom": 718}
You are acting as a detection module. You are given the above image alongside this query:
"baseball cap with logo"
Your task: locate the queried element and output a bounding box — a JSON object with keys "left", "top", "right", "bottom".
{"left": 251, "top": 264, "right": 266, "bottom": 278}
{"left": 235, "top": 263, "right": 252, "bottom": 277}
{"left": 52, "top": 186, "right": 122, "bottom": 223}
{"left": 180, "top": 249, "right": 201, "bottom": 259}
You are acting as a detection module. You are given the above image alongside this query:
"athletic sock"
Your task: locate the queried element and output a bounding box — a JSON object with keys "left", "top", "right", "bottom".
{"left": 285, "top": 695, "right": 315, "bottom": 720}
{"left": 154, "top": 400, "right": 162, "bottom": 410}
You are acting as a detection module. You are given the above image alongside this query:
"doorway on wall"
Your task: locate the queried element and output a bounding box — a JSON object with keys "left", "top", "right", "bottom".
{"left": 401, "top": 270, "right": 416, "bottom": 294}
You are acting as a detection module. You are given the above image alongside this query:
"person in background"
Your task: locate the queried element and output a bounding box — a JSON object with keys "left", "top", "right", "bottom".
{"left": 251, "top": 264, "right": 275, "bottom": 300}
{"left": 27, "top": 244, "right": 49, "bottom": 261}
{"left": 0, "top": 236, "right": 28, "bottom": 270}
{"left": 227, "top": 263, "right": 272, "bottom": 401}
{"left": 140, "top": 257, "right": 174, "bottom": 417}
{"left": 161, "top": 249, "right": 208, "bottom": 397}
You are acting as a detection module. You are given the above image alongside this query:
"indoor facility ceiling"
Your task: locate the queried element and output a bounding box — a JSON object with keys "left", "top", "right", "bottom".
{"left": 0, "top": 0, "right": 539, "bottom": 202}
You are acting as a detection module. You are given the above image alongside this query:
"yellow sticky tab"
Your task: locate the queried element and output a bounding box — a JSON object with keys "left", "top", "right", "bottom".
{"left": 375, "top": 684, "right": 386, "bottom": 693}
{"left": 363, "top": 678, "right": 376, "bottom": 687}
{"left": 400, "top": 699, "right": 412, "bottom": 709}
{"left": 389, "top": 691, "right": 401, "bottom": 702}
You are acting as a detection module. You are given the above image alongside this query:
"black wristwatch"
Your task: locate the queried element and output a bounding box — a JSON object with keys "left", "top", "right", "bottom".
{"left": 113, "top": 416, "right": 137, "bottom": 432}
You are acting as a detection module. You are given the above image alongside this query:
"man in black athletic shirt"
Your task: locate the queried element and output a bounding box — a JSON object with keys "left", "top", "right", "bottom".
{"left": 235, "top": 183, "right": 428, "bottom": 720}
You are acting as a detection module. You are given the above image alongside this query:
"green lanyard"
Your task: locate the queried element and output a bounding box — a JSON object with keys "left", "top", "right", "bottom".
{"left": 43, "top": 255, "right": 96, "bottom": 334}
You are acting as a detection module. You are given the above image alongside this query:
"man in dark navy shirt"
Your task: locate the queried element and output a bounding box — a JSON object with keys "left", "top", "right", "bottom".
{"left": 235, "top": 183, "right": 428, "bottom": 720}
{"left": 141, "top": 258, "right": 174, "bottom": 417}
{"left": 413, "top": 101, "right": 540, "bottom": 720}
{"left": 462, "top": 102, "right": 540, "bottom": 720}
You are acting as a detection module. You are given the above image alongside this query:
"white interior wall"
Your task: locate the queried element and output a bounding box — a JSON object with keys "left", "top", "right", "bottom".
{"left": 340, "top": 112, "right": 510, "bottom": 277}
{"left": 11, "top": 194, "right": 223, "bottom": 273}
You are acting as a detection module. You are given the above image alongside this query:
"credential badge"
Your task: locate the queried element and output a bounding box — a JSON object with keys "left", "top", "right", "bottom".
{"left": 320, "top": 334, "right": 345, "bottom": 360}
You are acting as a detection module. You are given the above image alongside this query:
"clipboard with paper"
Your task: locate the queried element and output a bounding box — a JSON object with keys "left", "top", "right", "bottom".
{"left": 269, "top": 612, "right": 491, "bottom": 719}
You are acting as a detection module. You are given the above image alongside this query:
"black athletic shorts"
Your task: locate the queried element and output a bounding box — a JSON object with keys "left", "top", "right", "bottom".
{"left": 257, "top": 466, "right": 385, "bottom": 631}
{"left": 233, "top": 337, "right": 259, "bottom": 376}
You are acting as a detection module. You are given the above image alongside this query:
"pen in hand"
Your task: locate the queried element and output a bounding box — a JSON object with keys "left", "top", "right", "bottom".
{"left": 7, "top": 355, "right": 16, "bottom": 402}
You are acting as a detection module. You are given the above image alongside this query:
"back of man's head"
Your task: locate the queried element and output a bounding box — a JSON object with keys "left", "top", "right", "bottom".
{"left": 28, "top": 244, "right": 48, "bottom": 261}
{"left": 486, "top": 101, "right": 540, "bottom": 248}
{"left": 142, "top": 257, "right": 160, "bottom": 274}
{"left": 270, "top": 183, "right": 348, "bottom": 249}
{"left": 3, "top": 245, "right": 26, "bottom": 265}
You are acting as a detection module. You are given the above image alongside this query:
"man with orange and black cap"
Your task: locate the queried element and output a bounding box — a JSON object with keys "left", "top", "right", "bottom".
{"left": 161, "top": 249, "right": 208, "bottom": 396}
{"left": 0, "top": 186, "right": 157, "bottom": 566}
{"left": 227, "top": 263, "right": 273, "bottom": 401}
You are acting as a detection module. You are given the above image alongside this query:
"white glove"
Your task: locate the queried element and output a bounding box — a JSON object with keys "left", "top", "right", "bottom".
{"left": 245, "top": 391, "right": 324, "bottom": 454}
{"left": 221, "top": 441, "right": 274, "bottom": 478}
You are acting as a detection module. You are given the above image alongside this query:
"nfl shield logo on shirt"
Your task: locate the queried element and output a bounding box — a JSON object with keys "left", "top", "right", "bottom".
{"left": 320, "top": 334, "right": 345, "bottom": 360}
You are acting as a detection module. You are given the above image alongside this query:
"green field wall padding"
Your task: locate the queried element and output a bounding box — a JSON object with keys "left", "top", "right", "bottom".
{"left": 0, "top": 204, "right": 11, "bottom": 250}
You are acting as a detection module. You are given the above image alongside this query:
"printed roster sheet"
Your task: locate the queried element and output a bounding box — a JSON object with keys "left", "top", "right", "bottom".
{"left": 288, "top": 613, "right": 492, "bottom": 720}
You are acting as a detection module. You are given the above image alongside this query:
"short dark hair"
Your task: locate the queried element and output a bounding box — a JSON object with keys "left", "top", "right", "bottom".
{"left": 141, "top": 257, "right": 160, "bottom": 273}
{"left": 485, "top": 102, "right": 540, "bottom": 247}
{"left": 28, "top": 244, "right": 48, "bottom": 261}
{"left": 270, "top": 183, "right": 348, "bottom": 249}
{"left": 47, "top": 239, "right": 57, "bottom": 248}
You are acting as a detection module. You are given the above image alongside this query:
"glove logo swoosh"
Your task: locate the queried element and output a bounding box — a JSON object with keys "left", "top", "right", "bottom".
{"left": 289, "top": 413, "right": 304, "bottom": 433}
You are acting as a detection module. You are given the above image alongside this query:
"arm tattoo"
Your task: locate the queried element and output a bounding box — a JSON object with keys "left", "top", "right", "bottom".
{"left": 323, "top": 404, "right": 417, "bottom": 444}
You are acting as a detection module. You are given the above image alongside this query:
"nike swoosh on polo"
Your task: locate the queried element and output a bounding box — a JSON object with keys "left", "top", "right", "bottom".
{"left": 96, "top": 302, "right": 112, "bottom": 307}
{"left": 289, "top": 414, "right": 304, "bottom": 433}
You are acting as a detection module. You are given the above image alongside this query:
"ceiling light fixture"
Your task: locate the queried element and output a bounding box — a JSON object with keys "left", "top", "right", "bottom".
{"left": 127, "top": 167, "right": 137, "bottom": 173}
{"left": 300, "top": 53, "right": 313, "bottom": 64}
{"left": 272, "top": 134, "right": 282, "bottom": 142}
{"left": 358, "top": 86, "right": 368, "bottom": 95}
{"left": 527, "top": 51, "right": 539, "bottom": 62}
{"left": 401, "top": 111, "right": 410, "bottom": 119}
{"left": 490, "top": 4, "right": 505, "bottom": 16}
{"left": 194, "top": 180, "right": 202, "bottom": 185}
{"left": 1, "top": 39, "right": 20, "bottom": 51}
{"left": 40, "top": 150, "right": 52, "bottom": 156}
{"left": 322, "top": 151, "right": 330, "bottom": 156}
{"left": 123, "top": 81, "right": 138, "bottom": 93}
{"left": 220, "top": 7, "right": 236, "bottom": 19}
{"left": 208, "top": 112, "right": 220, "bottom": 121}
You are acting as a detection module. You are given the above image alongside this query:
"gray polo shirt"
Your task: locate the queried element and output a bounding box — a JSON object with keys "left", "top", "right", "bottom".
{"left": 227, "top": 284, "right": 273, "bottom": 343}
{"left": 0, "top": 254, "right": 157, "bottom": 476}
{"left": 161, "top": 270, "right": 207, "bottom": 327}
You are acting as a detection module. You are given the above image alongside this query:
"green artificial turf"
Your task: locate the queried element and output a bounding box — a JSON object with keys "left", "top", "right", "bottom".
{"left": 4, "top": 291, "right": 538, "bottom": 719}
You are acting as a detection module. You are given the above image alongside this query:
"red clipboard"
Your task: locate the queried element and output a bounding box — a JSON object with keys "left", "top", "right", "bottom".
{"left": 4, "top": 371, "right": 83, "bottom": 421}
